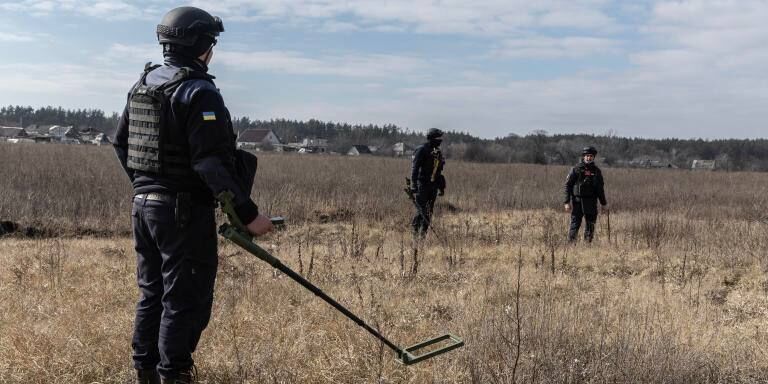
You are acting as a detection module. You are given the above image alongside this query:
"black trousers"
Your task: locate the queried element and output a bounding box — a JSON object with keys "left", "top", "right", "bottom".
{"left": 131, "top": 194, "right": 218, "bottom": 379}
{"left": 568, "top": 197, "right": 598, "bottom": 242}
{"left": 411, "top": 185, "right": 438, "bottom": 237}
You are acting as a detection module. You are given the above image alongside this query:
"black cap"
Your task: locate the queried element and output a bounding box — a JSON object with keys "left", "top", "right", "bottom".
{"left": 427, "top": 128, "right": 444, "bottom": 140}
{"left": 582, "top": 146, "right": 598, "bottom": 155}
{"left": 157, "top": 6, "right": 224, "bottom": 56}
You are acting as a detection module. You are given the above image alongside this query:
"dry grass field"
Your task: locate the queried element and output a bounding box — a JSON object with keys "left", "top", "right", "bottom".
{"left": 3, "top": 142, "right": 768, "bottom": 383}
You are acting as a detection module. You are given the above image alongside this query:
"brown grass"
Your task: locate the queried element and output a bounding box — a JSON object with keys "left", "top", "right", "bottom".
{"left": 2, "top": 143, "right": 768, "bottom": 383}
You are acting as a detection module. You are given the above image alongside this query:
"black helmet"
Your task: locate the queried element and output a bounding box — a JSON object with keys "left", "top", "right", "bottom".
{"left": 581, "top": 146, "right": 598, "bottom": 155}
{"left": 157, "top": 7, "right": 224, "bottom": 56}
{"left": 426, "top": 128, "right": 444, "bottom": 140}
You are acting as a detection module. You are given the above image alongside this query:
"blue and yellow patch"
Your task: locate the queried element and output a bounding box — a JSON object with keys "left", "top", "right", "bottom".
{"left": 202, "top": 111, "right": 217, "bottom": 121}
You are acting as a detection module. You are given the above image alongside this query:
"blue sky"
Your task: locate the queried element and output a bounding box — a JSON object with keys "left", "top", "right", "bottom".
{"left": 1, "top": 0, "right": 768, "bottom": 139}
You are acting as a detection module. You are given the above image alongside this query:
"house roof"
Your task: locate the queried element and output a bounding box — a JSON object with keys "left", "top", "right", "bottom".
{"left": 350, "top": 145, "right": 372, "bottom": 154}
{"left": 49, "top": 125, "right": 76, "bottom": 137}
{"left": 0, "top": 126, "right": 27, "bottom": 138}
{"left": 93, "top": 133, "right": 111, "bottom": 143}
{"left": 79, "top": 127, "right": 102, "bottom": 134}
{"left": 237, "top": 129, "right": 280, "bottom": 143}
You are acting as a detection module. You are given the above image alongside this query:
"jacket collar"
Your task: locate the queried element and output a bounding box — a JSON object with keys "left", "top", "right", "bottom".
{"left": 163, "top": 53, "right": 209, "bottom": 73}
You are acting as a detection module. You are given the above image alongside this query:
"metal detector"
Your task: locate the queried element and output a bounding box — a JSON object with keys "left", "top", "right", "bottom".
{"left": 216, "top": 191, "right": 464, "bottom": 365}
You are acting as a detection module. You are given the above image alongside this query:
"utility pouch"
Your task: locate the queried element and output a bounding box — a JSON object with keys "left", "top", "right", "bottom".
{"left": 175, "top": 192, "right": 192, "bottom": 229}
{"left": 234, "top": 149, "right": 258, "bottom": 196}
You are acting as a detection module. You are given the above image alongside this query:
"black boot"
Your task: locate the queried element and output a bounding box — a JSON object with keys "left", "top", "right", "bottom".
{"left": 584, "top": 221, "right": 595, "bottom": 243}
{"left": 136, "top": 369, "right": 160, "bottom": 384}
{"left": 161, "top": 367, "right": 196, "bottom": 384}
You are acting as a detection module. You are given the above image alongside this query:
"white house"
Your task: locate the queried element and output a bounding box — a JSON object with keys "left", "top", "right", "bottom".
{"left": 691, "top": 160, "right": 716, "bottom": 170}
{"left": 236, "top": 129, "right": 282, "bottom": 149}
{"left": 393, "top": 142, "right": 414, "bottom": 157}
{"left": 0, "top": 126, "right": 28, "bottom": 142}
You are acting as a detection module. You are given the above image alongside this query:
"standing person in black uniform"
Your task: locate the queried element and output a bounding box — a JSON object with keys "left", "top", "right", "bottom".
{"left": 564, "top": 146, "right": 608, "bottom": 243}
{"left": 113, "top": 7, "right": 273, "bottom": 384}
{"left": 410, "top": 128, "right": 446, "bottom": 237}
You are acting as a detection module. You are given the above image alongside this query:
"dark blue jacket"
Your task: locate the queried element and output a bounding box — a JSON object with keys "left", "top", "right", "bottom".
{"left": 113, "top": 54, "right": 259, "bottom": 223}
{"left": 564, "top": 162, "right": 606, "bottom": 206}
{"left": 411, "top": 142, "right": 445, "bottom": 188}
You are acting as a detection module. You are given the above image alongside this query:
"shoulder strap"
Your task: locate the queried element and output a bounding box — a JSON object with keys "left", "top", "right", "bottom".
{"left": 157, "top": 67, "right": 216, "bottom": 94}
{"left": 574, "top": 165, "right": 586, "bottom": 182}
{"left": 144, "top": 61, "right": 161, "bottom": 73}
{"left": 138, "top": 62, "right": 162, "bottom": 85}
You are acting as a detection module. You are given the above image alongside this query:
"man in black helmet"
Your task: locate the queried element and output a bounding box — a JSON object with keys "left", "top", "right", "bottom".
{"left": 410, "top": 128, "right": 446, "bottom": 237}
{"left": 564, "top": 146, "right": 608, "bottom": 243}
{"left": 113, "top": 6, "right": 273, "bottom": 384}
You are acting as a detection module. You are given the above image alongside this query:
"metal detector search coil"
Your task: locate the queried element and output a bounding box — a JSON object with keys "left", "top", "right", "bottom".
{"left": 216, "top": 191, "right": 464, "bottom": 365}
{"left": 399, "top": 333, "right": 464, "bottom": 365}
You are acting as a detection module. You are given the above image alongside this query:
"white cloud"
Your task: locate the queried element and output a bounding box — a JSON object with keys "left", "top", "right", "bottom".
{"left": 2, "top": 0, "right": 619, "bottom": 34}
{"left": 231, "top": 0, "right": 768, "bottom": 140}
{"left": 538, "top": 8, "right": 614, "bottom": 29}
{"left": 0, "top": 32, "right": 38, "bottom": 42}
{"left": 0, "top": 63, "right": 135, "bottom": 110}
{"left": 0, "top": 0, "right": 153, "bottom": 20}
{"left": 103, "top": 43, "right": 163, "bottom": 65}
{"left": 320, "top": 21, "right": 360, "bottom": 33}
{"left": 4, "top": 0, "right": 768, "bottom": 139}
{"left": 630, "top": 0, "right": 768, "bottom": 87}
{"left": 495, "top": 36, "right": 621, "bottom": 59}
{"left": 81, "top": 1, "right": 143, "bottom": 19}
{"left": 216, "top": 50, "right": 428, "bottom": 78}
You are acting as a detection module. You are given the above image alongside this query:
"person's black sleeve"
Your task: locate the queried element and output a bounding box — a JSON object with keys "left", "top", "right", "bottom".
{"left": 411, "top": 146, "right": 424, "bottom": 186}
{"left": 112, "top": 102, "right": 135, "bottom": 183}
{"left": 597, "top": 169, "right": 607, "bottom": 206}
{"left": 563, "top": 167, "right": 576, "bottom": 204}
{"left": 186, "top": 89, "right": 259, "bottom": 224}
{"left": 437, "top": 158, "right": 446, "bottom": 191}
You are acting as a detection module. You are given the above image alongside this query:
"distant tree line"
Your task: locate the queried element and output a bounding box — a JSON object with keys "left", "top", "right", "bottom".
{"left": 232, "top": 117, "right": 479, "bottom": 154}
{"left": 478, "top": 131, "right": 768, "bottom": 171}
{"left": 0, "top": 105, "right": 119, "bottom": 132}
{"left": 3, "top": 105, "right": 768, "bottom": 171}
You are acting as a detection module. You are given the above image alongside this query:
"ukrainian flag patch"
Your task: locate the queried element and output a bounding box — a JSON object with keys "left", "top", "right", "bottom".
{"left": 202, "top": 111, "right": 217, "bottom": 121}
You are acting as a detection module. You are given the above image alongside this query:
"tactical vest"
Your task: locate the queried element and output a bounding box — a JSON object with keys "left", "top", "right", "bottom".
{"left": 126, "top": 63, "right": 213, "bottom": 177}
{"left": 574, "top": 165, "right": 598, "bottom": 198}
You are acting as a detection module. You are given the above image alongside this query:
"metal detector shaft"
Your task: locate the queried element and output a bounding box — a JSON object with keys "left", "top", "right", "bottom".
{"left": 219, "top": 224, "right": 404, "bottom": 356}
{"left": 216, "top": 191, "right": 463, "bottom": 365}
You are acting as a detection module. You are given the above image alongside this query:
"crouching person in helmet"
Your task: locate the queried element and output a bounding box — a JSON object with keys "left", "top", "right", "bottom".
{"left": 564, "top": 146, "right": 608, "bottom": 243}
{"left": 112, "top": 6, "right": 273, "bottom": 384}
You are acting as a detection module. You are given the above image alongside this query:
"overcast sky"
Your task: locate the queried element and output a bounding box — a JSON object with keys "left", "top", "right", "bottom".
{"left": 1, "top": 0, "right": 767, "bottom": 139}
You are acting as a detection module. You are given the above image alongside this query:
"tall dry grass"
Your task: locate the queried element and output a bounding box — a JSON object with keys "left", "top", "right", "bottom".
{"left": 2, "top": 142, "right": 768, "bottom": 382}
{"left": 3, "top": 142, "right": 768, "bottom": 234}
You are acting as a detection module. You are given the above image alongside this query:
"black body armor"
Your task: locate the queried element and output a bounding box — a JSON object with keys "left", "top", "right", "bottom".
{"left": 127, "top": 63, "right": 213, "bottom": 177}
